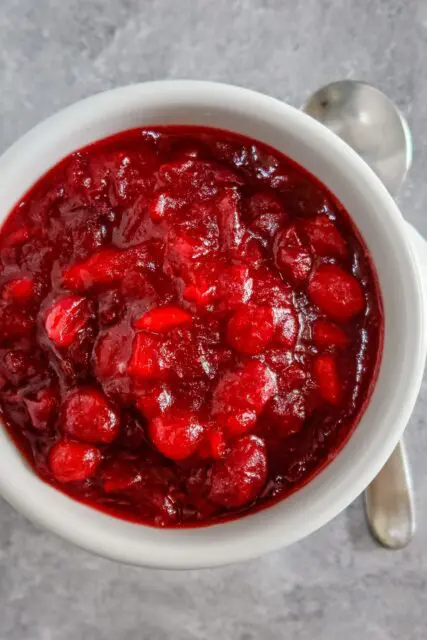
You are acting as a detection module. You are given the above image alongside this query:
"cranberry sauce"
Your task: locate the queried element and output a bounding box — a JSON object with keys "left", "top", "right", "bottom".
{"left": 0, "top": 126, "right": 383, "bottom": 527}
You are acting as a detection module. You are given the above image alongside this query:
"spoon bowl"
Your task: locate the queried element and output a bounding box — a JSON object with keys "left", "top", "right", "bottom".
{"left": 304, "top": 80, "right": 412, "bottom": 194}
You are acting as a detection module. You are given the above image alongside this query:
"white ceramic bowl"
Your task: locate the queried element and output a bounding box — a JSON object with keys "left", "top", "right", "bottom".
{"left": 0, "top": 81, "right": 425, "bottom": 569}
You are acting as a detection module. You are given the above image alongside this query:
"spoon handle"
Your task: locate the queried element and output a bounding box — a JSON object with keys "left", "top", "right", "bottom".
{"left": 364, "top": 441, "right": 414, "bottom": 548}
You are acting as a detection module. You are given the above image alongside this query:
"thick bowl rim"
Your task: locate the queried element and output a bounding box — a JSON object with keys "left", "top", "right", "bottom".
{"left": 0, "top": 80, "right": 424, "bottom": 568}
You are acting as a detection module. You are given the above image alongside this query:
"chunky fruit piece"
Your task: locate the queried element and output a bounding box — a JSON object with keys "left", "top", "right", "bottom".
{"left": 109, "top": 151, "right": 157, "bottom": 205}
{"left": 135, "top": 382, "right": 174, "bottom": 419}
{"left": 115, "top": 196, "right": 149, "bottom": 247}
{"left": 303, "top": 215, "right": 347, "bottom": 257}
{"left": 247, "top": 191, "right": 286, "bottom": 220}
{"left": 274, "top": 225, "right": 312, "bottom": 284}
{"left": 218, "top": 265, "right": 253, "bottom": 310}
{"left": 93, "top": 324, "right": 132, "bottom": 381}
{"left": 250, "top": 211, "right": 286, "bottom": 244}
{"left": 165, "top": 226, "right": 218, "bottom": 280}
{"left": 199, "top": 427, "right": 228, "bottom": 460}
{"left": 248, "top": 190, "right": 287, "bottom": 245}
{"left": 134, "top": 306, "right": 192, "bottom": 333}
{"left": 182, "top": 262, "right": 221, "bottom": 305}
{"left": 162, "top": 322, "right": 223, "bottom": 382}
{"left": 45, "top": 295, "right": 91, "bottom": 348}
{"left": 92, "top": 325, "right": 133, "bottom": 403}
{"left": 128, "top": 332, "right": 167, "bottom": 379}
{"left": 308, "top": 264, "right": 365, "bottom": 320}
{"left": 227, "top": 305, "right": 275, "bottom": 355}
{"left": 69, "top": 149, "right": 156, "bottom": 206}
{"left": 248, "top": 144, "right": 285, "bottom": 185}
{"left": 212, "top": 360, "right": 277, "bottom": 437}
{"left": 216, "top": 188, "right": 244, "bottom": 254}
{"left": 1, "top": 349, "right": 41, "bottom": 385}
{"left": 48, "top": 441, "right": 102, "bottom": 483}
{"left": 275, "top": 361, "right": 307, "bottom": 392}
{"left": 3, "top": 227, "right": 31, "bottom": 247}
{"left": 236, "top": 232, "right": 264, "bottom": 267}
{"left": 149, "top": 410, "right": 205, "bottom": 460}
{"left": 24, "top": 387, "right": 57, "bottom": 431}
{"left": 274, "top": 306, "right": 299, "bottom": 348}
{"left": 63, "top": 245, "right": 149, "bottom": 290}
{"left": 251, "top": 268, "right": 293, "bottom": 307}
{"left": 183, "top": 284, "right": 213, "bottom": 305}
{"left": 159, "top": 159, "right": 243, "bottom": 190}
{"left": 62, "top": 387, "right": 120, "bottom": 443}
{"left": 266, "top": 392, "right": 306, "bottom": 437}
{"left": 209, "top": 435, "right": 267, "bottom": 507}
{"left": 148, "top": 192, "right": 181, "bottom": 222}
{"left": 313, "top": 319, "right": 350, "bottom": 348}
{"left": 314, "top": 354, "right": 341, "bottom": 404}
{"left": 2, "top": 277, "right": 34, "bottom": 302}
{"left": 276, "top": 245, "right": 313, "bottom": 284}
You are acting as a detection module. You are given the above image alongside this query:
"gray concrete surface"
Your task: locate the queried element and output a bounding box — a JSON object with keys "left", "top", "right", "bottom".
{"left": 1, "top": 1, "right": 427, "bottom": 638}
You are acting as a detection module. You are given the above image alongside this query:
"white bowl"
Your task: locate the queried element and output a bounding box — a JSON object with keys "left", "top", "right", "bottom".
{"left": 0, "top": 81, "right": 425, "bottom": 569}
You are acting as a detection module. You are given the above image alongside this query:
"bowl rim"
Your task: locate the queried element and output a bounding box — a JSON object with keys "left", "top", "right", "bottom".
{"left": 0, "top": 80, "right": 424, "bottom": 568}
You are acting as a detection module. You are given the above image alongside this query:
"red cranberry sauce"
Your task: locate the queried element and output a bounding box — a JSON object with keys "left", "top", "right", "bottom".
{"left": 0, "top": 126, "right": 382, "bottom": 527}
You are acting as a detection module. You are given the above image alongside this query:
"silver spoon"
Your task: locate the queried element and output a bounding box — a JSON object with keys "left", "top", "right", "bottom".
{"left": 303, "top": 80, "right": 414, "bottom": 549}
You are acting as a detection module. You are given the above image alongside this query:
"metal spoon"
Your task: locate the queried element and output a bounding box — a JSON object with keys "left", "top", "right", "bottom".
{"left": 303, "top": 80, "right": 414, "bottom": 549}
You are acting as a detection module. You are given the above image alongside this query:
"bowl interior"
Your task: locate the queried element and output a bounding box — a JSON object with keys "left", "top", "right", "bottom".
{"left": 0, "top": 81, "right": 424, "bottom": 568}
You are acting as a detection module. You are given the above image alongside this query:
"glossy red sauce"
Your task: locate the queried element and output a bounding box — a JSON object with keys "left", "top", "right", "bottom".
{"left": 0, "top": 126, "right": 383, "bottom": 527}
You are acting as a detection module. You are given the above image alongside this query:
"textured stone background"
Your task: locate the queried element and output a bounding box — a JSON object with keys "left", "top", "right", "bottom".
{"left": 1, "top": 1, "right": 426, "bottom": 639}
